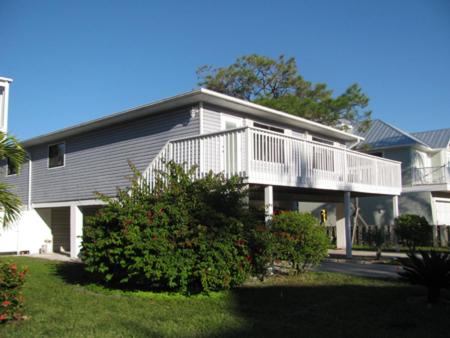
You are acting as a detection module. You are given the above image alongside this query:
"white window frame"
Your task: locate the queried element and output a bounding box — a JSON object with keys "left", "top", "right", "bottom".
{"left": 48, "top": 142, "right": 66, "bottom": 169}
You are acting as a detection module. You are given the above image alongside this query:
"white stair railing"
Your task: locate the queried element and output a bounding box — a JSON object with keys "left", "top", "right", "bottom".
{"left": 142, "top": 127, "right": 402, "bottom": 194}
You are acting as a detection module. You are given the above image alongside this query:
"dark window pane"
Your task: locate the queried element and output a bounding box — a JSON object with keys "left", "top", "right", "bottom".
{"left": 370, "top": 152, "right": 383, "bottom": 158}
{"left": 254, "top": 122, "right": 284, "bottom": 134}
{"left": 49, "top": 143, "right": 65, "bottom": 168}
{"left": 6, "top": 158, "right": 17, "bottom": 175}
{"left": 312, "top": 136, "right": 334, "bottom": 145}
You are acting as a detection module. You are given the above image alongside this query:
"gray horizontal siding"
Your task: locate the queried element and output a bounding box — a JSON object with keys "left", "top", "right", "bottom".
{"left": 0, "top": 160, "right": 29, "bottom": 204}
{"left": 203, "top": 106, "right": 222, "bottom": 133}
{"left": 202, "top": 104, "right": 344, "bottom": 144}
{"left": 29, "top": 107, "right": 199, "bottom": 203}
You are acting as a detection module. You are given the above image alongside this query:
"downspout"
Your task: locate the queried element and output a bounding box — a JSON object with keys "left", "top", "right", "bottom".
{"left": 27, "top": 154, "right": 32, "bottom": 210}
{"left": 348, "top": 137, "right": 362, "bottom": 149}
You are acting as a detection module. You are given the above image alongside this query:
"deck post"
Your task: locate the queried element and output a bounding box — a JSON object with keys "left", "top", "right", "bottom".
{"left": 344, "top": 191, "right": 352, "bottom": 259}
{"left": 70, "top": 205, "right": 83, "bottom": 259}
{"left": 264, "top": 185, "right": 274, "bottom": 224}
{"left": 392, "top": 195, "right": 399, "bottom": 222}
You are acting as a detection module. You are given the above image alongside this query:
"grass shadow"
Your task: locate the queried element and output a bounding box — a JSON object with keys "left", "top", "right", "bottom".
{"left": 52, "top": 261, "right": 94, "bottom": 286}
{"left": 212, "top": 282, "right": 450, "bottom": 338}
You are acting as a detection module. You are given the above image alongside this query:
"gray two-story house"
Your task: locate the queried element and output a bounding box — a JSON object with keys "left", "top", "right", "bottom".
{"left": 356, "top": 119, "right": 450, "bottom": 226}
{"left": 0, "top": 79, "right": 401, "bottom": 258}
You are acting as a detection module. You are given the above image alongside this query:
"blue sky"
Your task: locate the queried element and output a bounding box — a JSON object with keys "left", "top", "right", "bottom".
{"left": 1, "top": 0, "right": 449, "bottom": 140}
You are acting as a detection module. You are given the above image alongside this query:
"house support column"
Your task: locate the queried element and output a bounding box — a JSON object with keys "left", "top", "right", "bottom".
{"left": 70, "top": 205, "right": 83, "bottom": 259}
{"left": 336, "top": 203, "right": 345, "bottom": 250}
{"left": 264, "top": 185, "right": 273, "bottom": 224}
{"left": 392, "top": 195, "right": 400, "bottom": 251}
{"left": 392, "top": 195, "right": 399, "bottom": 223}
{"left": 344, "top": 191, "right": 352, "bottom": 259}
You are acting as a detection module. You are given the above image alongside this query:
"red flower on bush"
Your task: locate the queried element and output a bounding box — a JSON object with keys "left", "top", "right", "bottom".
{"left": 0, "top": 262, "right": 27, "bottom": 324}
{"left": 235, "top": 239, "right": 246, "bottom": 247}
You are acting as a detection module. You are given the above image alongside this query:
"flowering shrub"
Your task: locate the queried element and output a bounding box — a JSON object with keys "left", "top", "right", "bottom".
{"left": 0, "top": 262, "right": 27, "bottom": 323}
{"left": 82, "top": 161, "right": 254, "bottom": 294}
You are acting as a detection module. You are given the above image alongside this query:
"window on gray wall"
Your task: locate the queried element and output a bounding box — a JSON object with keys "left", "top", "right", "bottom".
{"left": 48, "top": 143, "right": 65, "bottom": 168}
{"left": 6, "top": 158, "right": 18, "bottom": 176}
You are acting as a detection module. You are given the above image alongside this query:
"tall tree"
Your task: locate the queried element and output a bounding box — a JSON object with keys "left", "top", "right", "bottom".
{"left": 0, "top": 132, "right": 26, "bottom": 227}
{"left": 197, "top": 54, "right": 371, "bottom": 131}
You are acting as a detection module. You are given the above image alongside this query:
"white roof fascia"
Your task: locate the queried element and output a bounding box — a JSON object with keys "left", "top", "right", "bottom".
{"left": 22, "top": 88, "right": 362, "bottom": 147}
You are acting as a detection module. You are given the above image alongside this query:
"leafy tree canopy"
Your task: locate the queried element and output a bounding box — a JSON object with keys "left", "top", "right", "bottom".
{"left": 197, "top": 54, "right": 371, "bottom": 131}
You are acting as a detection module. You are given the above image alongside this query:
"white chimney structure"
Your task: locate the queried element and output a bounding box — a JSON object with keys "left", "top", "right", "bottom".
{"left": 0, "top": 77, "right": 12, "bottom": 133}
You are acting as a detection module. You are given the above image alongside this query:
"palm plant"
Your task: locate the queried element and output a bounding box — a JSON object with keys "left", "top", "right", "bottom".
{"left": 0, "top": 132, "right": 26, "bottom": 227}
{"left": 398, "top": 251, "right": 450, "bottom": 303}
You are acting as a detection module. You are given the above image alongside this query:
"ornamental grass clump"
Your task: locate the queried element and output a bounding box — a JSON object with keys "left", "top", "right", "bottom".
{"left": 0, "top": 262, "right": 28, "bottom": 323}
{"left": 82, "top": 161, "right": 253, "bottom": 294}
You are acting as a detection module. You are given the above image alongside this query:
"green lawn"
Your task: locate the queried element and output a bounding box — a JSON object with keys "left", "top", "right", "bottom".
{"left": 1, "top": 257, "right": 450, "bottom": 338}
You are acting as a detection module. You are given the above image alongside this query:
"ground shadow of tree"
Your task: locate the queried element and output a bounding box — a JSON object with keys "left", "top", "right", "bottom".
{"left": 52, "top": 261, "right": 93, "bottom": 286}
{"left": 209, "top": 283, "right": 450, "bottom": 338}
{"left": 52, "top": 262, "right": 450, "bottom": 338}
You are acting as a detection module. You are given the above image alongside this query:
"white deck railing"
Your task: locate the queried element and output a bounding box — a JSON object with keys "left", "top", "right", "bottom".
{"left": 143, "top": 127, "right": 402, "bottom": 195}
{"left": 411, "top": 165, "right": 450, "bottom": 186}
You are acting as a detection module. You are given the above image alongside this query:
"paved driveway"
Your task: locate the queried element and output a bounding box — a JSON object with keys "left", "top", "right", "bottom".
{"left": 318, "top": 260, "right": 402, "bottom": 279}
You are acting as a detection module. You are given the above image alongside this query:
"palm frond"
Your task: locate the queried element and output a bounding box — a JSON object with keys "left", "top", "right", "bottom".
{"left": 0, "top": 132, "right": 26, "bottom": 172}
{"left": 0, "top": 182, "right": 22, "bottom": 228}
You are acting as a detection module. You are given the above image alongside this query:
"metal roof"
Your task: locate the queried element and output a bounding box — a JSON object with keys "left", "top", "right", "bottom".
{"left": 411, "top": 128, "right": 450, "bottom": 149}
{"left": 356, "top": 119, "right": 450, "bottom": 150}
{"left": 356, "top": 119, "right": 426, "bottom": 149}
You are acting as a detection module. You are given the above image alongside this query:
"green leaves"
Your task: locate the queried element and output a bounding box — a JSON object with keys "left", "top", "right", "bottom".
{"left": 0, "top": 132, "right": 26, "bottom": 174}
{"left": 394, "top": 214, "right": 432, "bottom": 251}
{"left": 0, "top": 132, "right": 26, "bottom": 228}
{"left": 197, "top": 54, "right": 372, "bottom": 131}
{"left": 81, "top": 161, "right": 252, "bottom": 294}
{"left": 0, "top": 183, "right": 22, "bottom": 227}
{"left": 0, "top": 261, "right": 28, "bottom": 323}
{"left": 399, "top": 251, "right": 450, "bottom": 303}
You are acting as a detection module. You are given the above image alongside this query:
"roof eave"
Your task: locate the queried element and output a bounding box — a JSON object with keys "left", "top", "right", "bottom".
{"left": 22, "top": 88, "right": 361, "bottom": 147}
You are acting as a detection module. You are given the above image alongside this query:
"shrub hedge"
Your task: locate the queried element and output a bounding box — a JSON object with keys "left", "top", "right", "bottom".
{"left": 82, "top": 162, "right": 253, "bottom": 294}
{"left": 394, "top": 214, "right": 431, "bottom": 251}
{"left": 82, "top": 161, "right": 329, "bottom": 293}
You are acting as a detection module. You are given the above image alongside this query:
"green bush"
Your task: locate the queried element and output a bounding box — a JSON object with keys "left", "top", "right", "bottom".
{"left": 399, "top": 251, "right": 450, "bottom": 303}
{"left": 395, "top": 214, "right": 431, "bottom": 251}
{"left": 269, "top": 212, "right": 329, "bottom": 273}
{"left": 0, "top": 262, "right": 27, "bottom": 323}
{"left": 81, "top": 161, "right": 252, "bottom": 294}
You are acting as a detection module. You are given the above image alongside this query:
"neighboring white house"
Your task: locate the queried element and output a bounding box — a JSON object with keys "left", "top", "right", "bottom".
{"left": 0, "top": 78, "right": 402, "bottom": 258}
{"left": 356, "top": 119, "right": 450, "bottom": 227}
